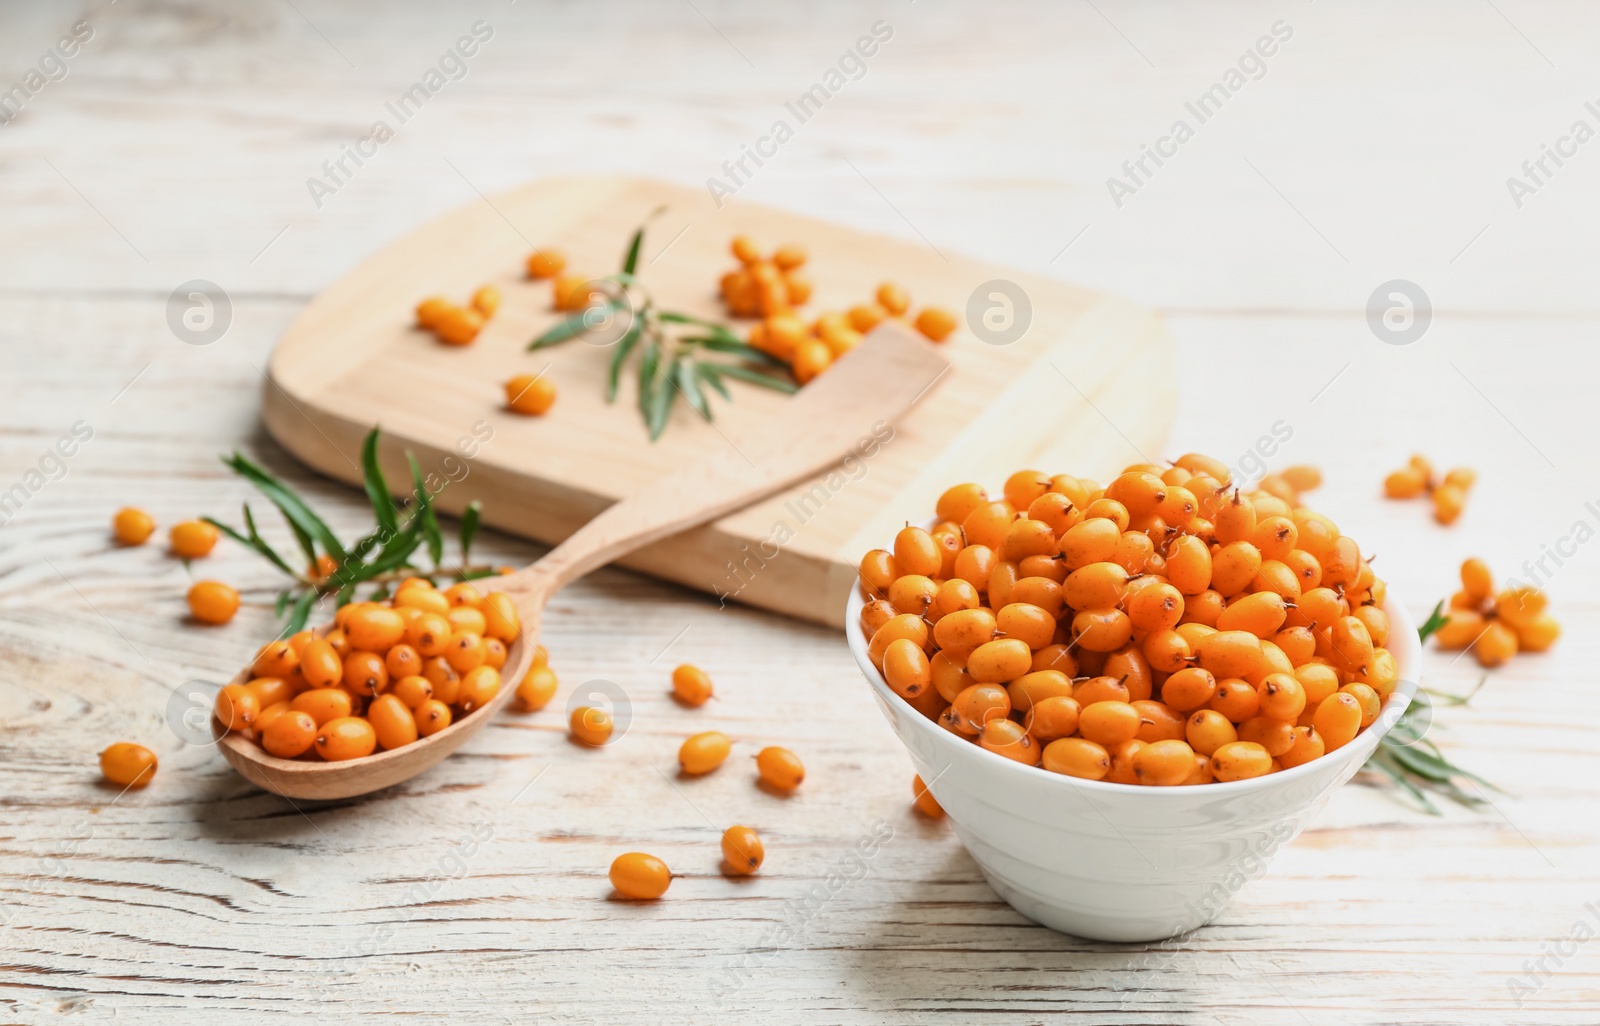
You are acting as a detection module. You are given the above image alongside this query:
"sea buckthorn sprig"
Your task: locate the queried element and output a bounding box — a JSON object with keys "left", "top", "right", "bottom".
{"left": 204, "top": 427, "right": 500, "bottom": 633}
{"left": 528, "top": 216, "right": 797, "bottom": 440}
{"left": 1384, "top": 454, "right": 1476, "bottom": 524}
{"left": 415, "top": 285, "right": 501, "bottom": 347}
{"left": 858, "top": 455, "right": 1483, "bottom": 805}
{"left": 215, "top": 577, "right": 526, "bottom": 760}
{"left": 1434, "top": 558, "right": 1559, "bottom": 667}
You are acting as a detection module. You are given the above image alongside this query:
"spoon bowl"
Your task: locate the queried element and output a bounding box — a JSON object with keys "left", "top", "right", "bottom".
{"left": 213, "top": 324, "right": 948, "bottom": 799}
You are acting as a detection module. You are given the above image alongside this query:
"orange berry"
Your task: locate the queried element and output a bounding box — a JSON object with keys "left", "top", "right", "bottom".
{"left": 553, "top": 273, "right": 597, "bottom": 312}
{"left": 113, "top": 507, "right": 156, "bottom": 545}
{"left": 187, "top": 580, "right": 239, "bottom": 624}
{"left": 99, "top": 742, "right": 157, "bottom": 789}
{"left": 434, "top": 305, "right": 484, "bottom": 346}
{"left": 756, "top": 746, "right": 804, "bottom": 791}
{"left": 679, "top": 731, "right": 732, "bottom": 775}
{"left": 911, "top": 774, "right": 945, "bottom": 817}
{"left": 516, "top": 665, "right": 558, "bottom": 710}
{"left": 913, "top": 307, "right": 957, "bottom": 342}
{"left": 262, "top": 709, "right": 317, "bottom": 758}
{"left": 569, "top": 706, "right": 613, "bottom": 746}
{"left": 314, "top": 716, "right": 377, "bottom": 761}
{"left": 875, "top": 282, "right": 910, "bottom": 316}
{"left": 721, "top": 825, "right": 765, "bottom": 875}
{"left": 169, "top": 519, "right": 219, "bottom": 558}
{"left": 791, "top": 339, "right": 832, "bottom": 385}
{"left": 471, "top": 284, "right": 501, "bottom": 318}
{"left": 415, "top": 295, "right": 452, "bottom": 329}
{"left": 610, "top": 852, "right": 671, "bottom": 899}
{"left": 368, "top": 693, "right": 419, "bottom": 750}
{"left": 505, "top": 374, "right": 557, "bottom": 416}
{"left": 526, "top": 249, "right": 567, "bottom": 279}
{"left": 414, "top": 698, "right": 453, "bottom": 736}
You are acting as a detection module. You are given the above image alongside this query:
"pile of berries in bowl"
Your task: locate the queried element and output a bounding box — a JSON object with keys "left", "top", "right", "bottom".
{"left": 846, "top": 454, "right": 1421, "bottom": 941}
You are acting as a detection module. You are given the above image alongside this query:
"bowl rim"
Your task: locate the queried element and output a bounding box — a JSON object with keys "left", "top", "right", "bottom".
{"left": 846, "top": 520, "right": 1423, "bottom": 799}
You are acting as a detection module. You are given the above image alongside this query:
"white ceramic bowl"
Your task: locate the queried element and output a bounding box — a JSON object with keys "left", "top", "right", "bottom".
{"left": 847, "top": 554, "right": 1422, "bottom": 943}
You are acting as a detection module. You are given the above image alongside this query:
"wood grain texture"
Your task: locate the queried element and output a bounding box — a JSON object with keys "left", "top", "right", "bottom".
{"left": 262, "top": 176, "right": 1173, "bottom": 626}
{"left": 2, "top": 1, "right": 1599, "bottom": 1024}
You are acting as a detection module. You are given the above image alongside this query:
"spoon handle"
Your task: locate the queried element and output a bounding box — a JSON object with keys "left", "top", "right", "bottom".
{"left": 504, "top": 327, "right": 947, "bottom": 598}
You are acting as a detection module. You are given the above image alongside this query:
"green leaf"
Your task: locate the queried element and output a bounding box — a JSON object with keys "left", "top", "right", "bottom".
{"left": 207, "top": 505, "right": 297, "bottom": 577}
{"left": 1367, "top": 750, "right": 1441, "bottom": 815}
{"left": 687, "top": 335, "right": 787, "bottom": 367}
{"left": 675, "top": 356, "right": 712, "bottom": 422}
{"left": 647, "top": 363, "right": 677, "bottom": 441}
{"left": 622, "top": 225, "right": 645, "bottom": 277}
{"left": 223, "top": 452, "right": 347, "bottom": 562}
{"left": 408, "top": 453, "right": 443, "bottom": 566}
{"left": 459, "top": 500, "right": 482, "bottom": 563}
{"left": 460, "top": 567, "right": 500, "bottom": 581}
{"left": 1417, "top": 600, "right": 1448, "bottom": 645}
{"left": 369, "top": 586, "right": 391, "bottom": 602}
{"left": 711, "top": 362, "right": 799, "bottom": 394}
{"left": 530, "top": 300, "right": 621, "bottom": 349}
{"left": 283, "top": 591, "right": 315, "bottom": 636}
{"left": 606, "top": 317, "right": 645, "bottom": 403}
{"left": 361, "top": 428, "right": 399, "bottom": 537}
{"left": 638, "top": 337, "right": 662, "bottom": 415}
{"left": 335, "top": 581, "right": 356, "bottom": 607}
{"left": 696, "top": 361, "right": 731, "bottom": 401}
{"left": 274, "top": 589, "right": 292, "bottom": 617}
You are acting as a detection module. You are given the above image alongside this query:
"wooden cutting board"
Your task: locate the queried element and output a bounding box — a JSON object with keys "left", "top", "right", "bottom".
{"left": 263, "top": 177, "right": 1174, "bottom": 627}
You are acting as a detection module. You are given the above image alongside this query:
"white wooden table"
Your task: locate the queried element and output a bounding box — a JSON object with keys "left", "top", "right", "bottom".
{"left": 2, "top": 2, "right": 1597, "bottom": 1022}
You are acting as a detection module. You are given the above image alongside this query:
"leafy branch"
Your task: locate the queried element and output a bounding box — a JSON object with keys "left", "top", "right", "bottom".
{"left": 208, "top": 427, "right": 497, "bottom": 633}
{"left": 1361, "top": 600, "right": 1498, "bottom": 814}
{"left": 530, "top": 216, "right": 796, "bottom": 440}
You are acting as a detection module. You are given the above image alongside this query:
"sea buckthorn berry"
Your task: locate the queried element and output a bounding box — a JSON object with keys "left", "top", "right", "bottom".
{"left": 471, "top": 284, "right": 501, "bottom": 318}
{"left": 1211, "top": 541, "right": 1263, "bottom": 596}
{"left": 950, "top": 683, "right": 1010, "bottom": 733}
{"left": 100, "top": 742, "right": 157, "bottom": 788}
{"left": 1278, "top": 726, "right": 1326, "bottom": 768}
{"left": 1062, "top": 562, "right": 1129, "bottom": 612}
{"left": 887, "top": 574, "right": 937, "bottom": 616}
{"left": 1209, "top": 741, "right": 1273, "bottom": 782}
{"left": 1443, "top": 467, "right": 1476, "bottom": 491}
{"left": 610, "top": 851, "right": 672, "bottom": 899}
{"left": 479, "top": 593, "right": 521, "bottom": 643}
{"left": 936, "top": 483, "right": 988, "bottom": 524}
{"left": 214, "top": 683, "right": 260, "bottom": 733}
{"left": 875, "top": 281, "right": 910, "bottom": 316}
{"left": 526, "top": 249, "right": 566, "bottom": 279}
{"left": 1312, "top": 693, "right": 1362, "bottom": 751}
{"left": 914, "top": 307, "right": 957, "bottom": 342}
{"left": 367, "top": 694, "right": 419, "bottom": 750}
{"left": 170, "top": 519, "right": 219, "bottom": 558}
{"left": 1174, "top": 453, "right": 1232, "bottom": 486}
{"left": 384, "top": 643, "right": 422, "bottom": 681}
{"left": 1042, "top": 737, "right": 1110, "bottom": 780}
{"left": 1339, "top": 682, "right": 1381, "bottom": 728}
{"left": 1025, "top": 695, "right": 1082, "bottom": 743}
{"left": 345, "top": 607, "right": 406, "bottom": 652}
{"left": 1460, "top": 557, "right": 1493, "bottom": 602}
{"left": 1133, "top": 739, "right": 1196, "bottom": 786}
{"left": 481, "top": 637, "right": 508, "bottom": 670}
{"left": 445, "top": 631, "right": 488, "bottom": 674}
{"left": 256, "top": 701, "right": 292, "bottom": 734}
{"left": 415, "top": 699, "right": 453, "bottom": 736}
{"left": 570, "top": 706, "right": 613, "bottom": 746}
{"left": 1132, "top": 700, "right": 1186, "bottom": 743}
{"left": 1281, "top": 465, "right": 1322, "bottom": 492}
{"left": 395, "top": 585, "right": 450, "bottom": 615}
{"left": 1105, "top": 472, "right": 1167, "bottom": 518}
{"left": 516, "top": 666, "right": 558, "bottom": 711}
{"left": 187, "top": 580, "right": 240, "bottom": 625}
{"left": 1474, "top": 620, "right": 1518, "bottom": 668}
{"left": 300, "top": 638, "right": 343, "bottom": 688}
{"left": 884, "top": 638, "right": 932, "bottom": 699}
{"left": 679, "top": 731, "right": 732, "bottom": 775}
{"left": 966, "top": 638, "right": 1030, "bottom": 684}
{"left": 391, "top": 675, "right": 435, "bottom": 709}
{"left": 1161, "top": 666, "right": 1218, "bottom": 712}
{"left": 1196, "top": 630, "right": 1263, "bottom": 680}
{"left": 792, "top": 340, "right": 833, "bottom": 385}
{"left": 848, "top": 303, "right": 885, "bottom": 333}
{"left": 341, "top": 650, "right": 388, "bottom": 697}
{"left": 868, "top": 614, "right": 931, "bottom": 671}
{"left": 670, "top": 664, "right": 713, "bottom": 706}
{"left": 858, "top": 549, "right": 897, "bottom": 596}
{"left": 1059, "top": 517, "right": 1120, "bottom": 571}
{"left": 1126, "top": 582, "right": 1184, "bottom": 633}
{"left": 292, "top": 686, "right": 353, "bottom": 726}
{"left": 911, "top": 774, "right": 945, "bottom": 817}
{"left": 1432, "top": 483, "right": 1466, "bottom": 525}
{"left": 974, "top": 720, "right": 1038, "bottom": 766}
{"left": 262, "top": 709, "right": 317, "bottom": 758}
{"left": 1078, "top": 701, "right": 1142, "bottom": 747}
{"left": 435, "top": 305, "right": 484, "bottom": 346}
{"left": 962, "top": 501, "right": 1014, "bottom": 550}
{"left": 1294, "top": 663, "right": 1340, "bottom": 707}
{"left": 1070, "top": 608, "right": 1133, "bottom": 653}
{"left": 113, "top": 507, "right": 156, "bottom": 545}
{"left": 861, "top": 598, "right": 896, "bottom": 637}
{"left": 757, "top": 746, "right": 805, "bottom": 791}
{"left": 1083, "top": 497, "right": 1131, "bottom": 532}
{"left": 1257, "top": 673, "right": 1307, "bottom": 722}
{"left": 996, "top": 602, "right": 1055, "bottom": 651}
{"left": 893, "top": 526, "right": 942, "bottom": 577}
{"left": 1237, "top": 716, "right": 1295, "bottom": 757}
{"left": 315, "top": 716, "right": 377, "bottom": 761}
{"left": 246, "top": 675, "right": 293, "bottom": 710}
{"left": 324, "top": 628, "right": 351, "bottom": 658}
{"left": 458, "top": 665, "right": 501, "bottom": 713}
{"left": 930, "top": 578, "right": 980, "bottom": 621}
{"left": 1007, "top": 669, "right": 1074, "bottom": 714}
{"left": 1185, "top": 709, "right": 1238, "bottom": 756}
{"left": 1002, "top": 518, "right": 1057, "bottom": 562}
{"left": 722, "top": 825, "right": 765, "bottom": 875}
{"left": 505, "top": 374, "right": 557, "bottom": 416}
{"left": 1512, "top": 614, "right": 1561, "bottom": 652}
{"left": 1073, "top": 675, "right": 1131, "bottom": 706}
{"left": 988, "top": 560, "right": 1019, "bottom": 608}
{"left": 253, "top": 640, "right": 300, "bottom": 679}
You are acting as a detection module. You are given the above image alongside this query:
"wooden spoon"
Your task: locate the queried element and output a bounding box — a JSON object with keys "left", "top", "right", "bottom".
{"left": 214, "top": 325, "right": 949, "bottom": 799}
